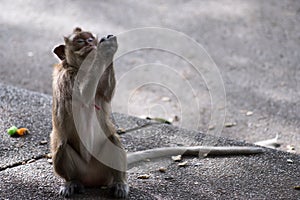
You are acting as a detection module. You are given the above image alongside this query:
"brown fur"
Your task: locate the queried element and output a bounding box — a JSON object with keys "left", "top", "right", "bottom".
{"left": 51, "top": 28, "right": 128, "bottom": 198}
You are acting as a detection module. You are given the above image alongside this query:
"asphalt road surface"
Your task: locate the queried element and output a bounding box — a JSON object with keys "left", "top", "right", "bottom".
{"left": 0, "top": 0, "right": 299, "bottom": 153}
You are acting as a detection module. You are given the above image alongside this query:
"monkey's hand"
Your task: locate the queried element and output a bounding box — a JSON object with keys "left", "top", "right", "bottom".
{"left": 97, "top": 35, "right": 118, "bottom": 63}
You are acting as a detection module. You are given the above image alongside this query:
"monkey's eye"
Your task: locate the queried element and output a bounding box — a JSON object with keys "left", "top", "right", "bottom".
{"left": 87, "top": 38, "right": 94, "bottom": 43}
{"left": 76, "top": 39, "right": 85, "bottom": 45}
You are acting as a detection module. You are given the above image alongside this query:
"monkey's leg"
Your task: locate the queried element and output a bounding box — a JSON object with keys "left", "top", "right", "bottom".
{"left": 52, "top": 143, "right": 86, "bottom": 197}
{"left": 107, "top": 135, "right": 129, "bottom": 198}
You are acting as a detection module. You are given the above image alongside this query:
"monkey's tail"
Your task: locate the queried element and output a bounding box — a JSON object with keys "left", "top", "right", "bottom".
{"left": 127, "top": 146, "right": 263, "bottom": 165}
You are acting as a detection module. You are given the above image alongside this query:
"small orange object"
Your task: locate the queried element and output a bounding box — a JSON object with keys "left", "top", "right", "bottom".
{"left": 16, "top": 128, "right": 29, "bottom": 136}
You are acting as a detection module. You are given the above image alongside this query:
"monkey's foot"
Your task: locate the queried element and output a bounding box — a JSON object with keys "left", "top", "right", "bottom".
{"left": 110, "top": 183, "right": 129, "bottom": 199}
{"left": 59, "top": 181, "right": 85, "bottom": 198}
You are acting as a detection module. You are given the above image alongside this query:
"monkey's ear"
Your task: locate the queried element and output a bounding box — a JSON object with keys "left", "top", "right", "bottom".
{"left": 53, "top": 44, "right": 66, "bottom": 60}
{"left": 73, "top": 27, "right": 82, "bottom": 33}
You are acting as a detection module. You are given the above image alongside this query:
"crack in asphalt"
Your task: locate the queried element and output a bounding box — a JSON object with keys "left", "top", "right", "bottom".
{"left": 0, "top": 154, "right": 48, "bottom": 171}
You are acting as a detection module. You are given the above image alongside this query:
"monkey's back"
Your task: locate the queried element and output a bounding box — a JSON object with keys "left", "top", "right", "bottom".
{"left": 51, "top": 62, "right": 81, "bottom": 154}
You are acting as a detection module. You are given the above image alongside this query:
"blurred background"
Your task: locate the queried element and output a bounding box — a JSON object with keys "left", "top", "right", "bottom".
{"left": 0, "top": 0, "right": 299, "bottom": 153}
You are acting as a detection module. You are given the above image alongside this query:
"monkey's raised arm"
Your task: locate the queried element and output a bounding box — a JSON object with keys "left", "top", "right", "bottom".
{"left": 75, "top": 36, "right": 118, "bottom": 105}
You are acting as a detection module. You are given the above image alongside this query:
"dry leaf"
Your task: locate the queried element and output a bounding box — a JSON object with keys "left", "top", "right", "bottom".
{"left": 161, "top": 97, "right": 171, "bottom": 102}
{"left": 294, "top": 186, "right": 300, "bottom": 190}
{"left": 138, "top": 174, "right": 151, "bottom": 179}
{"left": 178, "top": 161, "right": 188, "bottom": 167}
{"left": 46, "top": 153, "right": 52, "bottom": 158}
{"left": 287, "top": 145, "right": 295, "bottom": 150}
{"left": 171, "top": 155, "right": 182, "bottom": 162}
{"left": 246, "top": 111, "right": 253, "bottom": 116}
{"left": 224, "top": 122, "right": 237, "bottom": 127}
{"left": 158, "top": 167, "right": 167, "bottom": 173}
{"left": 40, "top": 140, "right": 48, "bottom": 145}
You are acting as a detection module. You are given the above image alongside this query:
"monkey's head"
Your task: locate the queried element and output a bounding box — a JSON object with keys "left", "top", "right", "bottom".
{"left": 53, "top": 27, "right": 98, "bottom": 68}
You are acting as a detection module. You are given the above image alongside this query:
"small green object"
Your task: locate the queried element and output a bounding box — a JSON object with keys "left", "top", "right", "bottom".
{"left": 7, "top": 126, "right": 18, "bottom": 136}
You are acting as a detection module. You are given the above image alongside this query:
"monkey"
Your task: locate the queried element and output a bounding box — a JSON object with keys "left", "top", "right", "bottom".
{"left": 51, "top": 27, "right": 263, "bottom": 199}
{"left": 51, "top": 27, "right": 128, "bottom": 198}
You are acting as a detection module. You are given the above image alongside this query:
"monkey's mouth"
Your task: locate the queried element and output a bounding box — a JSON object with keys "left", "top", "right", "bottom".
{"left": 87, "top": 46, "right": 97, "bottom": 52}
{"left": 75, "top": 46, "right": 97, "bottom": 56}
